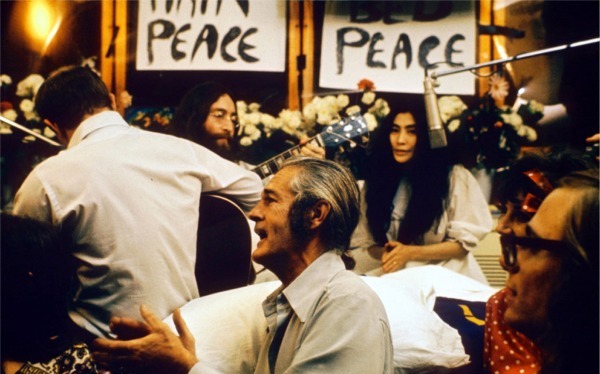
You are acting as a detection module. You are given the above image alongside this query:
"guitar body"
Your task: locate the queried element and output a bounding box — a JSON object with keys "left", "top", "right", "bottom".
{"left": 196, "top": 194, "right": 253, "bottom": 296}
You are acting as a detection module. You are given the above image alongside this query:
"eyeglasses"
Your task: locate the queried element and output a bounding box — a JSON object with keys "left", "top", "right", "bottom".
{"left": 499, "top": 233, "right": 568, "bottom": 270}
{"left": 519, "top": 169, "right": 554, "bottom": 215}
{"left": 209, "top": 110, "right": 238, "bottom": 127}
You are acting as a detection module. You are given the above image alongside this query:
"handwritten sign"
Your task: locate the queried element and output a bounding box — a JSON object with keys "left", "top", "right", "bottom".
{"left": 319, "top": 1, "right": 476, "bottom": 95}
{"left": 136, "top": 0, "right": 286, "bottom": 72}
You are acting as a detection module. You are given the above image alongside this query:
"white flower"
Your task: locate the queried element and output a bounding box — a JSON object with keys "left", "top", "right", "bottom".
{"left": 302, "top": 103, "right": 317, "bottom": 122}
{"left": 1, "top": 108, "right": 17, "bottom": 121}
{"left": 0, "top": 74, "right": 12, "bottom": 86}
{"left": 243, "top": 124, "right": 258, "bottom": 136}
{"left": 364, "top": 112, "right": 378, "bottom": 131}
{"left": 236, "top": 101, "right": 247, "bottom": 113}
{"left": 438, "top": 96, "right": 467, "bottom": 124}
{"left": 288, "top": 116, "right": 303, "bottom": 130}
{"left": 447, "top": 119, "right": 462, "bottom": 133}
{"left": 517, "top": 124, "right": 537, "bottom": 141}
{"left": 323, "top": 95, "right": 337, "bottom": 107}
{"left": 0, "top": 121, "right": 12, "bottom": 134}
{"left": 501, "top": 112, "right": 523, "bottom": 128}
{"left": 368, "top": 98, "right": 390, "bottom": 118}
{"left": 16, "top": 74, "right": 44, "bottom": 98}
{"left": 120, "top": 90, "right": 133, "bottom": 108}
{"left": 272, "top": 117, "right": 285, "bottom": 130}
{"left": 44, "top": 126, "right": 56, "bottom": 138}
{"left": 250, "top": 129, "right": 261, "bottom": 141}
{"left": 239, "top": 136, "right": 253, "bottom": 146}
{"left": 345, "top": 105, "right": 361, "bottom": 116}
{"left": 528, "top": 100, "right": 544, "bottom": 114}
{"left": 239, "top": 116, "right": 253, "bottom": 128}
{"left": 247, "top": 112, "right": 261, "bottom": 126}
{"left": 361, "top": 91, "right": 376, "bottom": 105}
{"left": 316, "top": 110, "right": 333, "bottom": 125}
{"left": 525, "top": 126, "right": 537, "bottom": 142}
{"left": 20, "top": 99, "right": 35, "bottom": 113}
{"left": 489, "top": 75, "right": 509, "bottom": 102}
{"left": 248, "top": 102, "right": 261, "bottom": 112}
{"left": 24, "top": 110, "right": 40, "bottom": 122}
{"left": 278, "top": 109, "right": 294, "bottom": 123}
{"left": 260, "top": 113, "right": 276, "bottom": 129}
{"left": 336, "top": 94, "right": 350, "bottom": 109}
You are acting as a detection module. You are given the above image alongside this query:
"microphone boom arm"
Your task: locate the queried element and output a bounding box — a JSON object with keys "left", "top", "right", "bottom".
{"left": 429, "top": 37, "right": 599, "bottom": 79}
{"left": 0, "top": 115, "right": 62, "bottom": 147}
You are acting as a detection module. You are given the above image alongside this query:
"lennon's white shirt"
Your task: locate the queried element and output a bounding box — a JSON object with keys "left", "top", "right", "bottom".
{"left": 13, "top": 111, "right": 263, "bottom": 338}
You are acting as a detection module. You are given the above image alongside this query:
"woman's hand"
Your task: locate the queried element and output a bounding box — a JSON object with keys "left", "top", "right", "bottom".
{"left": 92, "top": 305, "right": 198, "bottom": 374}
{"left": 381, "top": 241, "right": 413, "bottom": 273}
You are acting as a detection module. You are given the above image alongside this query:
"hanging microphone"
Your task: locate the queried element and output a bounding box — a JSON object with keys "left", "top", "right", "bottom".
{"left": 423, "top": 75, "right": 447, "bottom": 149}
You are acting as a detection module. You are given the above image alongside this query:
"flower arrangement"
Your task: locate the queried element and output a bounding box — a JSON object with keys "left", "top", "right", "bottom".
{"left": 438, "top": 74, "right": 543, "bottom": 170}
{"left": 124, "top": 106, "right": 174, "bottom": 133}
{"left": 0, "top": 73, "right": 50, "bottom": 139}
{"left": 0, "top": 56, "right": 101, "bottom": 140}
{"left": 235, "top": 79, "right": 390, "bottom": 176}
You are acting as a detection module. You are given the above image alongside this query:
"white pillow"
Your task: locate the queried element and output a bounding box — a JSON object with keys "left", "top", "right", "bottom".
{"left": 164, "top": 282, "right": 279, "bottom": 373}
{"left": 382, "top": 265, "right": 497, "bottom": 302}
{"left": 165, "top": 273, "right": 471, "bottom": 373}
{"left": 360, "top": 277, "right": 469, "bottom": 371}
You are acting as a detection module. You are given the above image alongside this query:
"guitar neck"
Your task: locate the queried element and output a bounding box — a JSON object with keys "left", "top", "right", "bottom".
{"left": 252, "top": 135, "right": 324, "bottom": 180}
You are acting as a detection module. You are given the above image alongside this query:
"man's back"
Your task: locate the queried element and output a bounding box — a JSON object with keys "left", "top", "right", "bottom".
{"left": 13, "top": 111, "right": 262, "bottom": 337}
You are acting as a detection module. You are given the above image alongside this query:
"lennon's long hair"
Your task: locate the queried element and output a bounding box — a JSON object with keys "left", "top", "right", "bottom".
{"left": 169, "top": 81, "right": 239, "bottom": 159}
{"left": 364, "top": 109, "right": 454, "bottom": 245}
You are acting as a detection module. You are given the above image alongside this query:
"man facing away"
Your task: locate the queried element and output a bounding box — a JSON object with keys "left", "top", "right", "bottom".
{"left": 92, "top": 157, "right": 394, "bottom": 374}
{"left": 12, "top": 66, "right": 263, "bottom": 339}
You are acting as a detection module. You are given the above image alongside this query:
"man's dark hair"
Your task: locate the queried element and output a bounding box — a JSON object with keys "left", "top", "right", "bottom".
{"left": 494, "top": 148, "right": 596, "bottom": 207}
{"left": 169, "top": 81, "right": 236, "bottom": 153}
{"left": 1, "top": 213, "right": 73, "bottom": 362}
{"left": 35, "top": 66, "right": 112, "bottom": 130}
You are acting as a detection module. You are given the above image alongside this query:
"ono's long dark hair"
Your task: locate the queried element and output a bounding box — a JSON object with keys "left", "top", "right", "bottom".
{"left": 365, "top": 108, "right": 454, "bottom": 245}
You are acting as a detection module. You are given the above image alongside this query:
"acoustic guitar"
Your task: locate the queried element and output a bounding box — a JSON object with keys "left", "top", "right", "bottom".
{"left": 196, "top": 193, "right": 254, "bottom": 295}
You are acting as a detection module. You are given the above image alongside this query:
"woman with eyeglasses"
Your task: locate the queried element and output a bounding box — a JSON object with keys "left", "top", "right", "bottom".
{"left": 496, "top": 169, "right": 598, "bottom": 374}
{"left": 484, "top": 150, "right": 597, "bottom": 374}
{"left": 349, "top": 107, "right": 492, "bottom": 283}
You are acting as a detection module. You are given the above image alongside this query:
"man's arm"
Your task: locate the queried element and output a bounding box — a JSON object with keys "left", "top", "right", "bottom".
{"left": 12, "top": 171, "right": 54, "bottom": 223}
{"left": 192, "top": 145, "right": 263, "bottom": 213}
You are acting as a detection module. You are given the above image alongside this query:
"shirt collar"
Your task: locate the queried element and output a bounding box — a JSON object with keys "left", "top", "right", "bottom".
{"left": 68, "top": 111, "right": 129, "bottom": 148}
{"left": 282, "top": 251, "right": 346, "bottom": 322}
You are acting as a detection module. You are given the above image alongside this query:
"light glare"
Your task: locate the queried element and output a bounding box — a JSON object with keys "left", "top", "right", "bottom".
{"left": 28, "top": 1, "right": 54, "bottom": 43}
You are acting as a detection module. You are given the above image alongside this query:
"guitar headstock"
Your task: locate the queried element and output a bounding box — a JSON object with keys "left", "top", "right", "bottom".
{"left": 320, "top": 114, "right": 369, "bottom": 148}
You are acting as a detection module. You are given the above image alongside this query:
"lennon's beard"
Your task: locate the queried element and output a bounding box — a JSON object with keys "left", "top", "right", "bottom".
{"left": 202, "top": 135, "right": 236, "bottom": 161}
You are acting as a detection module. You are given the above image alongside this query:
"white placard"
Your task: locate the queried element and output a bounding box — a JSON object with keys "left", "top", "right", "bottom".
{"left": 319, "top": 1, "right": 476, "bottom": 95}
{"left": 136, "top": 0, "right": 286, "bottom": 72}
